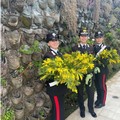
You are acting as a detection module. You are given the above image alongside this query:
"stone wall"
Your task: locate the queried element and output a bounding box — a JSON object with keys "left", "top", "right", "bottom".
{"left": 1, "top": 0, "right": 78, "bottom": 119}
{"left": 1, "top": 0, "right": 120, "bottom": 120}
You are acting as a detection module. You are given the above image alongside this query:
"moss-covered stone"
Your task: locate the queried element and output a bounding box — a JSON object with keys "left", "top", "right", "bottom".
{"left": 21, "top": 15, "right": 32, "bottom": 28}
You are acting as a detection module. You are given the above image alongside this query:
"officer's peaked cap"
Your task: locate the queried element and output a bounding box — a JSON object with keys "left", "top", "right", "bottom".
{"left": 94, "top": 31, "right": 104, "bottom": 38}
{"left": 46, "top": 33, "right": 59, "bottom": 43}
{"left": 79, "top": 28, "right": 88, "bottom": 36}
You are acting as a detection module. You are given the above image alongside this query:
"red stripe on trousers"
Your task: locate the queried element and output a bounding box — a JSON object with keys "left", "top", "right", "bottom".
{"left": 54, "top": 96, "right": 60, "bottom": 120}
{"left": 102, "top": 74, "right": 106, "bottom": 105}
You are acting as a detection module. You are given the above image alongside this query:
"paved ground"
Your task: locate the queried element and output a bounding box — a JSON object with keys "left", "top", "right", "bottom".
{"left": 66, "top": 71, "right": 120, "bottom": 120}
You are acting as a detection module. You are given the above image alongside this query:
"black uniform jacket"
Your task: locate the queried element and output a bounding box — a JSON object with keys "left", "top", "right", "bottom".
{"left": 43, "top": 48, "right": 66, "bottom": 96}
{"left": 93, "top": 43, "right": 110, "bottom": 55}
{"left": 93, "top": 43, "right": 110, "bottom": 73}
{"left": 72, "top": 44, "right": 94, "bottom": 54}
{"left": 44, "top": 49, "right": 59, "bottom": 59}
{"left": 72, "top": 44, "right": 94, "bottom": 80}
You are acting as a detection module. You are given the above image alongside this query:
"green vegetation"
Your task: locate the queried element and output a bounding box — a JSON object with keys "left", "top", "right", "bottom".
{"left": 17, "top": 66, "right": 25, "bottom": 73}
{"left": 19, "top": 40, "right": 41, "bottom": 54}
{"left": 0, "top": 78, "right": 7, "bottom": 87}
{"left": 21, "top": 16, "right": 32, "bottom": 28}
{"left": 87, "top": 38, "right": 95, "bottom": 45}
{"left": 116, "top": 28, "right": 120, "bottom": 37}
{"left": 108, "top": 63, "right": 120, "bottom": 79}
{"left": 64, "top": 90, "right": 78, "bottom": 118}
{"left": 39, "top": 109, "right": 45, "bottom": 117}
{"left": 105, "top": 32, "right": 114, "bottom": 41}
{"left": 60, "top": 35, "right": 79, "bottom": 53}
{"left": 1, "top": 108, "right": 15, "bottom": 120}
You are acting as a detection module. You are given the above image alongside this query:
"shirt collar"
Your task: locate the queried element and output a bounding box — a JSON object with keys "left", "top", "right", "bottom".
{"left": 78, "top": 43, "right": 87, "bottom": 47}
{"left": 50, "top": 48, "right": 58, "bottom": 53}
{"left": 96, "top": 43, "right": 103, "bottom": 46}
{"left": 81, "top": 43, "right": 87, "bottom": 46}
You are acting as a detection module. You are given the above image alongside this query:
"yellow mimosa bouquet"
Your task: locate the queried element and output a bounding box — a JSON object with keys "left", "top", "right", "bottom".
{"left": 39, "top": 51, "right": 95, "bottom": 93}
{"left": 96, "top": 49, "right": 120, "bottom": 67}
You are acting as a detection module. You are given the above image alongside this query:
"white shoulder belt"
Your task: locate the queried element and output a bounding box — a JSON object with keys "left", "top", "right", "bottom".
{"left": 96, "top": 45, "right": 106, "bottom": 57}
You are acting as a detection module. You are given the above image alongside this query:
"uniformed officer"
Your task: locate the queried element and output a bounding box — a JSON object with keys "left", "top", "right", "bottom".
{"left": 43, "top": 32, "right": 67, "bottom": 120}
{"left": 93, "top": 31, "right": 110, "bottom": 108}
{"left": 72, "top": 28, "right": 97, "bottom": 118}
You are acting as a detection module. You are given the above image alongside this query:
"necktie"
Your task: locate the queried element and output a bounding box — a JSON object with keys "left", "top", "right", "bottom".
{"left": 57, "top": 51, "right": 62, "bottom": 57}
{"left": 96, "top": 44, "right": 101, "bottom": 49}
{"left": 83, "top": 45, "right": 86, "bottom": 49}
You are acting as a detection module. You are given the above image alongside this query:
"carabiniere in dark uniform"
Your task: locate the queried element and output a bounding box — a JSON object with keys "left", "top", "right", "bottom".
{"left": 43, "top": 33, "right": 67, "bottom": 120}
{"left": 72, "top": 28, "right": 97, "bottom": 118}
{"left": 93, "top": 31, "right": 110, "bottom": 108}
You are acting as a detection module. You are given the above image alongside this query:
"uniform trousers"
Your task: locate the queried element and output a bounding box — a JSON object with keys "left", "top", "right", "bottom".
{"left": 77, "top": 78, "right": 94, "bottom": 113}
{"left": 46, "top": 84, "right": 66, "bottom": 120}
{"left": 94, "top": 66, "right": 108, "bottom": 105}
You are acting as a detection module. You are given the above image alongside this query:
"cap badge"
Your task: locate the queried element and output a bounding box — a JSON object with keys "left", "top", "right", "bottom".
{"left": 98, "top": 31, "right": 101, "bottom": 34}
{"left": 83, "top": 29, "right": 87, "bottom": 32}
{"left": 52, "top": 33, "right": 56, "bottom": 37}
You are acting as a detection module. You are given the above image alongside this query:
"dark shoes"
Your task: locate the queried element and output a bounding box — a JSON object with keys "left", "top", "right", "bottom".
{"left": 80, "top": 111, "right": 85, "bottom": 118}
{"left": 95, "top": 100, "right": 105, "bottom": 108}
{"left": 80, "top": 111, "right": 97, "bottom": 118}
{"left": 95, "top": 103, "right": 105, "bottom": 108}
{"left": 95, "top": 100, "right": 100, "bottom": 106}
{"left": 89, "top": 111, "right": 97, "bottom": 118}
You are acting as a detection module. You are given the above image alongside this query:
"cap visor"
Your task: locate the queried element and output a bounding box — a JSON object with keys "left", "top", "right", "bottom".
{"left": 95, "top": 35, "right": 103, "bottom": 38}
